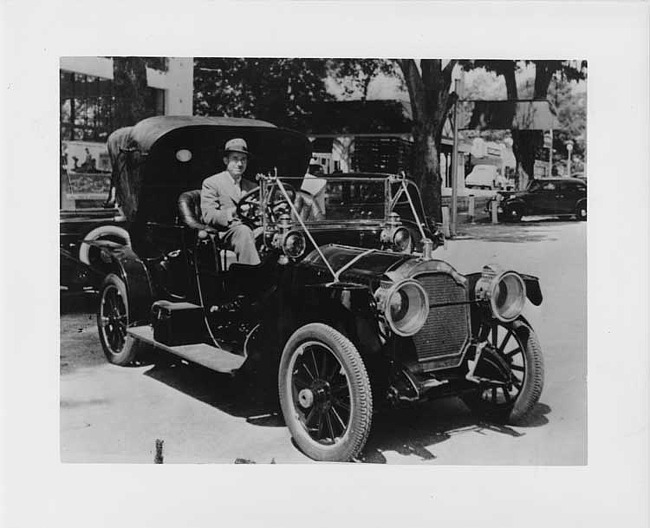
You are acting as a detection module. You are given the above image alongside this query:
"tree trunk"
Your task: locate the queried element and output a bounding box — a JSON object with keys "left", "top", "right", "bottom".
{"left": 113, "top": 57, "right": 150, "bottom": 129}
{"left": 411, "top": 123, "right": 443, "bottom": 223}
{"left": 512, "top": 129, "right": 539, "bottom": 188}
{"left": 533, "top": 60, "right": 561, "bottom": 99}
{"left": 398, "top": 59, "right": 455, "bottom": 224}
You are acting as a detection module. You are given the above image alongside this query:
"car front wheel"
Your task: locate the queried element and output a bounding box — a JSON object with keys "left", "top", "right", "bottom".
{"left": 97, "top": 273, "right": 139, "bottom": 365}
{"left": 503, "top": 204, "right": 523, "bottom": 223}
{"left": 278, "top": 323, "right": 373, "bottom": 462}
{"left": 462, "top": 318, "right": 544, "bottom": 423}
{"left": 576, "top": 200, "right": 587, "bottom": 221}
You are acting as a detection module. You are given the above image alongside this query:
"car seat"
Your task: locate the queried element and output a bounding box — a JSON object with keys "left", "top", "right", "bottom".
{"left": 177, "top": 190, "right": 237, "bottom": 271}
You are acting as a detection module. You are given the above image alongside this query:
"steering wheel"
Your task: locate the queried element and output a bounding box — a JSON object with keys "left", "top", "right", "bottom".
{"left": 236, "top": 182, "right": 297, "bottom": 227}
{"left": 236, "top": 186, "right": 261, "bottom": 227}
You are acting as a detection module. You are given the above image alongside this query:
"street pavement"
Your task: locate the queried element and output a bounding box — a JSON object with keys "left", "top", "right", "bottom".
{"left": 60, "top": 218, "right": 587, "bottom": 464}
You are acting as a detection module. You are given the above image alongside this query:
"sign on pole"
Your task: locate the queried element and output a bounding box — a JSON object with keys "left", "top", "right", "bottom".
{"left": 450, "top": 77, "right": 461, "bottom": 237}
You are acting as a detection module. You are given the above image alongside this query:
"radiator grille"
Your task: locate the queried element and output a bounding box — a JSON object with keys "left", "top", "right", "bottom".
{"left": 412, "top": 273, "right": 470, "bottom": 370}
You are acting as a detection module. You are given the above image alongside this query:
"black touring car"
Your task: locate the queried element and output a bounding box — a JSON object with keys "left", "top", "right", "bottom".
{"left": 96, "top": 116, "right": 545, "bottom": 462}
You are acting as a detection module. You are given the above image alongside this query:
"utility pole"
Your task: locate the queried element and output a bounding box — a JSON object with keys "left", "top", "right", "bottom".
{"left": 548, "top": 129, "right": 553, "bottom": 177}
{"left": 450, "top": 77, "right": 461, "bottom": 237}
{"left": 566, "top": 140, "right": 573, "bottom": 177}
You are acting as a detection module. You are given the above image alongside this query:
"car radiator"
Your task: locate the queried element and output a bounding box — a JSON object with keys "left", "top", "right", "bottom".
{"left": 412, "top": 273, "right": 471, "bottom": 371}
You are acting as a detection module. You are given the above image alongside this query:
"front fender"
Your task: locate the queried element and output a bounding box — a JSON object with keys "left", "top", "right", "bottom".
{"left": 520, "top": 274, "right": 543, "bottom": 306}
{"left": 272, "top": 281, "right": 382, "bottom": 358}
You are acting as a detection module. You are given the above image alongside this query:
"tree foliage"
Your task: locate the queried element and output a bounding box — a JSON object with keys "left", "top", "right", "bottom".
{"left": 459, "top": 60, "right": 587, "bottom": 184}
{"left": 548, "top": 77, "right": 587, "bottom": 173}
{"left": 327, "top": 59, "right": 400, "bottom": 101}
{"left": 191, "top": 57, "right": 586, "bottom": 219}
{"left": 194, "top": 58, "right": 333, "bottom": 129}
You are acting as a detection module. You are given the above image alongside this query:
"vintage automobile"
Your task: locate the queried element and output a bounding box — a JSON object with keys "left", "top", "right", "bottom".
{"left": 60, "top": 146, "right": 131, "bottom": 291}
{"left": 487, "top": 177, "right": 587, "bottom": 222}
{"left": 96, "top": 116, "right": 545, "bottom": 462}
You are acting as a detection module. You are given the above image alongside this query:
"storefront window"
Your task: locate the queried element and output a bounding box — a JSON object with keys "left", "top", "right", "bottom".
{"left": 60, "top": 71, "right": 115, "bottom": 142}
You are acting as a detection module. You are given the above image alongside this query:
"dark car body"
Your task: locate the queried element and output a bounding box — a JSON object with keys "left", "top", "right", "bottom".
{"left": 95, "top": 116, "right": 546, "bottom": 462}
{"left": 60, "top": 193, "right": 131, "bottom": 292}
{"left": 488, "top": 177, "right": 587, "bottom": 222}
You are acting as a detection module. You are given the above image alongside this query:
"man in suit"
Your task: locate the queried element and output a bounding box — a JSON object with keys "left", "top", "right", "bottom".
{"left": 201, "top": 138, "right": 260, "bottom": 265}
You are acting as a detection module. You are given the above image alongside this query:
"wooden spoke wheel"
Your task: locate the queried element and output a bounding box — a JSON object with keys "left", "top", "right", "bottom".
{"left": 463, "top": 318, "right": 544, "bottom": 423}
{"left": 97, "top": 274, "right": 138, "bottom": 365}
{"left": 279, "top": 323, "right": 372, "bottom": 462}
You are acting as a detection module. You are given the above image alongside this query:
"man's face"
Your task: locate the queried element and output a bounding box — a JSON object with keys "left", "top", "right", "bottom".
{"left": 224, "top": 152, "right": 248, "bottom": 179}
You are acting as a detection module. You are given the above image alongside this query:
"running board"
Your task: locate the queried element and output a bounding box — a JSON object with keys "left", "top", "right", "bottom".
{"left": 127, "top": 325, "right": 246, "bottom": 374}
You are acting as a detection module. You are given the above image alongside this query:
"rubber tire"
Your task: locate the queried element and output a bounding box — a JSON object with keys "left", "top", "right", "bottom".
{"left": 462, "top": 319, "right": 544, "bottom": 424}
{"left": 278, "top": 323, "right": 373, "bottom": 462}
{"left": 97, "top": 273, "right": 139, "bottom": 365}
{"left": 576, "top": 200, "right": 587, "bottom": 221}
{"left": 79, "top": 225, "right": 131, "bottom": 266}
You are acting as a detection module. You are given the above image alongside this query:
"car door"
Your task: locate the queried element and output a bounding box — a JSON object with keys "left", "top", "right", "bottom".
{"left": 557, "top": 180, "right": 586, "bottom": 214}
{"left": 527, "top": 180, "right": 558, "bottom": 214}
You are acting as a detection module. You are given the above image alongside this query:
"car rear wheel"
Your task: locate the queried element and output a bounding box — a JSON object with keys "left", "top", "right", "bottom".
{"left": 97, "top": 273, "right": 139, "bottom": 365}
{"left": 462, "top": 318, "right": 544, "bottom": 423}
{"left": 278, "top": 323, "right": 373, "bottom": 462}
{"left": 576, "top": 200, "right": 587, "bottom": 221}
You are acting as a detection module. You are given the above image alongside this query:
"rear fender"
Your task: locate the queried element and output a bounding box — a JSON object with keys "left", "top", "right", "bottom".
{"left": 103, "top": 246, "right": 153, "bottom": 325}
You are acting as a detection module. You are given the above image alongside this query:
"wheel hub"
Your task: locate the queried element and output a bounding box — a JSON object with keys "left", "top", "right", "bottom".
{"left": 298, "top": 380, "right": 332, "bottom": 410}
{"left": 298, "top": 389, "right": 314, "bottom": 408}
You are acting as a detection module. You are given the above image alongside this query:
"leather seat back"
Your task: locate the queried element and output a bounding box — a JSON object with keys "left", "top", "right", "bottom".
{"left": 178, "top": 189, "right": 236, "bottom": 271}
{"left": 178, "top": 190, "right": 208, "bottom": 231}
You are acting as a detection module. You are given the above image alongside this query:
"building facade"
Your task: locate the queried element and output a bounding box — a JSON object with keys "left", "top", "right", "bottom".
{"left": 60, "top": 57, "right": 193, "bottom": 209}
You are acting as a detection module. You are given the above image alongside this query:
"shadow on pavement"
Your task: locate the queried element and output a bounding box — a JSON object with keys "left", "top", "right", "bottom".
{"left": 359, "top": 400, "right": 551, "bottom": 464}
{"left": 60, "top": 291, "right": 99, "bottom": 314}
{"left": 60, "top": 300, "right": 107, "bottom": 375}
{"left": 141, "top": 356, "right": 552, "bottom": 464}
{"left": 142, "top": 357, "right": 285, "bottom": 427}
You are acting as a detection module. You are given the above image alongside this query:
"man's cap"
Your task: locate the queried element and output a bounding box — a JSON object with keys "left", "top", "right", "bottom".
{"left": 223, "top": 138, "right": 250, "bottom": 157}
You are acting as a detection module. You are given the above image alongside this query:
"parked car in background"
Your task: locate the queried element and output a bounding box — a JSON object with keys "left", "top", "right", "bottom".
{"left": 60, "top": 207, "right": 130, "bottom": 291}
{"left": 60, "top": 161, "right": 131, "bottom": 292}
{"left": 465, "top": 165, "right": 511, "bottom": 190}
{"left": 96, "top": 116, "right": 545, "bottom": 462}
{"left": 487, "top": 177, "right": 587, "bottom": 222}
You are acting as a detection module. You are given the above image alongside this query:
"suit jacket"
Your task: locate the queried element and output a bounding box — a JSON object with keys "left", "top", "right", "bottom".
{"left": 201, "top": 170, "right": 257, "bottom": 229}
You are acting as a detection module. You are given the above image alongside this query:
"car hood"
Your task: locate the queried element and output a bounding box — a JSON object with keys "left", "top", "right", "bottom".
{"left": 300, "top": 244, "right": 466, "bottom": 286}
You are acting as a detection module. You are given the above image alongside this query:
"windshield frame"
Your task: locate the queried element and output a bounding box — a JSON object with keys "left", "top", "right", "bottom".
{"left": 260, "top": 176, "right": 392, "bottom": 229}
{"left": 258, "top": 174, "right": 432, "bottom": 246}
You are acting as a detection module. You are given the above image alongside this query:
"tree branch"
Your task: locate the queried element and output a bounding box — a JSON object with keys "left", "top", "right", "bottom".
{"left": 398, "top": 59, "right": 424, "bottom": 123}
{"left": 442, "top": 59, "right": 457, "bottom": 86}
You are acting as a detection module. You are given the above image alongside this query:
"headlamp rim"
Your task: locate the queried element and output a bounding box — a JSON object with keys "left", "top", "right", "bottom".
{"left": 391, "top": 226, "right": 412, "bottom": 252}
{"left": 376, "top": 278, "right": 429, "bottom": 337}
{"left": 488, "top": 270, "right": 527, "bottom": 322}
{"left": 281, "top": 229, "right": 306, "bottom": 259}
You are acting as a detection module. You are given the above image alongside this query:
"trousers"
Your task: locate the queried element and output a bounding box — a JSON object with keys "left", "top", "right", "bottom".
{"left": 222, "top": 223, "right": 260, "bottom": 265}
